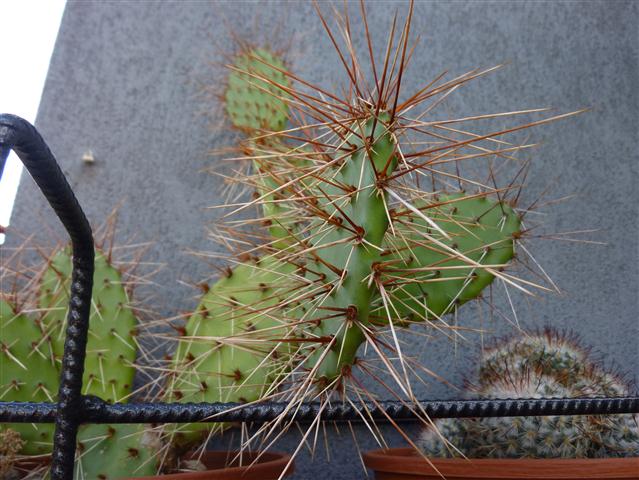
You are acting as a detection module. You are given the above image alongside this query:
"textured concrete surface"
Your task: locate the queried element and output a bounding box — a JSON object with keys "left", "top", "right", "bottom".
{"left": 6, "top": 1, "right": 638, "bottom": 478}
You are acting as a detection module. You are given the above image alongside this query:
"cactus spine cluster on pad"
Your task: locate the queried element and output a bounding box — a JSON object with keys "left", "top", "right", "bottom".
{"left": 75, "top": 424, "right": 159, "bottom": 479}
{"left": 419, "top": 329, "right": 639, "bottom": 459}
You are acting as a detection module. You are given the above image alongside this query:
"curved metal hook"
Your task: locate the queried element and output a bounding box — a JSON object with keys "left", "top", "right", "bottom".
{"left": 0, "top": 114, "right": 94, "bottom": 480}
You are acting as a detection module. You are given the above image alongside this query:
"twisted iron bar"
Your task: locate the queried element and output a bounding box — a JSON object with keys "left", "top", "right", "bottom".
{"left": 0, "top": 114, "right": 94, "bottom": 480}
{"left": 1, "top": 396, "right": 638, "bottom": 425}
{"left": 1, "top": 115, "right": 638, "bottom": 480}
{"left": 0, "top": 144, "right": 10, "bottom": 179}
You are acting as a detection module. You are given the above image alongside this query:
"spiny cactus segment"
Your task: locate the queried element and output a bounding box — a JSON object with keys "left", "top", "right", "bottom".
{"left": 1, "top": 234, "right": 157, "bottom": 478}
{"left": 75, "top": 424, "right": 158, "bottom": 479}
{"left": 383, "top": 193, "right": 521, "bottom": 323}
{"left": 38, "top": 247, "right": 139, "bottom": 403}
{"left": 0, "top": 299, "right": 58, "bottom": 455}
{"left": 225, "top": 48, "right": 290, "bottom": 133}
{"left": 163, "top": 256, "right": 299, "bottom": 447}
{"left": 205, "top": 6, "right": 583, "bottom": 449}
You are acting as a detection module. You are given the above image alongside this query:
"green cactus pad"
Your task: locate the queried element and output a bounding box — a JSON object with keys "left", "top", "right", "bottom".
{"left": 304, "top": 113, "right": 397, "bottom": 381}
{"left": 0, "top": 300, "right": 58, "bottom": 455}
{"left": 166, "top": 255, "right": 299, "bottom": 445}
{"left": 39, "top": 247, "right": 138, "bottom": 403}
{"left": 225, "top": 48, "right": 290, "bottom": 133}
{"left": 384, "top": 193, "right": 520, "bottom": 322}
{"left": 2, "top": 246, "right": 156, "bottom": 472}
{"left": 75, "top": 424, "right": 158, "bottom": 479}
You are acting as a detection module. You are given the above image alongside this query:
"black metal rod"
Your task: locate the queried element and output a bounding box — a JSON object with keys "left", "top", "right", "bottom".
{"left": 1, "top": 396, "right": 638, "bottom": 424}
{"left": 0, "top": 114, "right": 94, "bottom": 480}
{"left": 0, "top": 144, "right": 10, "bottom": 180}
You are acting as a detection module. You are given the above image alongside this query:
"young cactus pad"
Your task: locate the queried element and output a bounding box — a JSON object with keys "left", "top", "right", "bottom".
{"left": 224, "top": 48, "right": 290, "bottom": 133}
{"left": 38, "top": 247, "right": 138, "bottom": 403}
{"left": 0, "top": 300, "right": 58, "bottom": 455}
{"left": 224, "top": 47, "right": 301, "bottom": 245}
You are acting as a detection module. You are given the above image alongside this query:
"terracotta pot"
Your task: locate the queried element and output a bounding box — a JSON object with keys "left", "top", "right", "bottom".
{"left": 363, "top": 447, "right": 639, "bottom": 480}
{"left": 127, "top": 451, "right": 293, "bottom": 480}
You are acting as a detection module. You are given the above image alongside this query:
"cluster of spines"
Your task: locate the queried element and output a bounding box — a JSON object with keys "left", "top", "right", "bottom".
{"left": 0, "top": 428, "right": 25, "bottom": 478}
{"left": 419, "top": 329, "right": 639, "bottom": 458}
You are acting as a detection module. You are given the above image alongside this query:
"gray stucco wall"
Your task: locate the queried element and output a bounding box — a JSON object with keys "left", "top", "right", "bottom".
{"left": 6, "top": 1, "right": 638, "bottom": 478}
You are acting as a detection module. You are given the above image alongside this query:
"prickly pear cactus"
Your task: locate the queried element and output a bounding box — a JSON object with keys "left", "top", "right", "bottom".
{"left": 243, "top": 157, "right": 522, "bottom": 383}
{"left": 419, "top": 330, "right": 639, "bottom": 458}
{"left": 225, "top": 48, "right": 290, "bottom": 133}
{"left": 216, "top": 34, "right": 538, "bottom": 388}
{"left": 165, "top": 255, "right": 299, "bottom": 446}
{"left": 34, "top": 246, "right": 158, "bottom": 477}
{"left": 39, "top": 247, "right": 138, "bottom": 402}
{"left": 208, "top": 4, "right": 583, "bottom": 462}
{"left": 1, "top": 236, "right": 159, "bottom": 477}
{"left": 0, "top": 299, "right": 58, "bottom": 455}
{"left": 74, "top": 424, "right": 158, "bottom": 479}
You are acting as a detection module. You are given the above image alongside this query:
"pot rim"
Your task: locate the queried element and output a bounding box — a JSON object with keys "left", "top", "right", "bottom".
{"left": 125, "top": 450, "right": 294, "bottom": 480}
{"left": 362, "top": 447, "right": 639, "bottom": 479}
